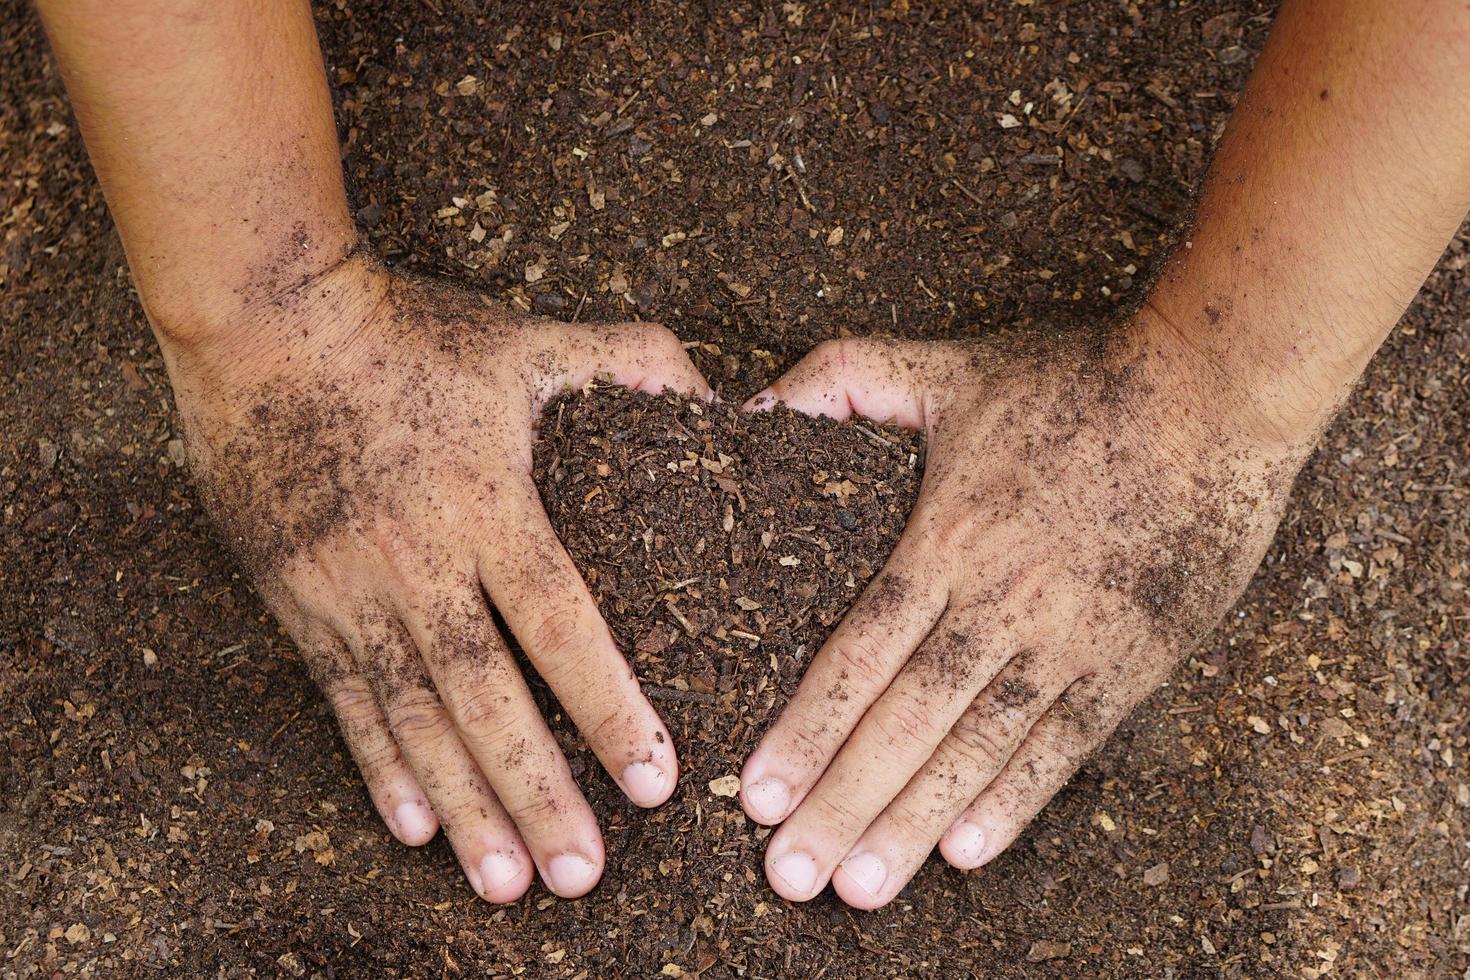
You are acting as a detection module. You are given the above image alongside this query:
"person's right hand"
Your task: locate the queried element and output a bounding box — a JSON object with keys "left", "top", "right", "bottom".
{"left": 165, "top": 253, "right": 711, "bottom": 902}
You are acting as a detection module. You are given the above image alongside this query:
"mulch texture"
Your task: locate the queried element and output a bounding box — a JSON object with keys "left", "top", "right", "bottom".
{"left": 2, "top": 1, "right": 1467, "bottom": 976}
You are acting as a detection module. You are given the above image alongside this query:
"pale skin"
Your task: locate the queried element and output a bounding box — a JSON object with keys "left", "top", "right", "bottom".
{"left": 37, "top": 0, "right": 1470, "bottom": 911}
{"left": 35, "top": 0, "right": 712, "bottom": 902}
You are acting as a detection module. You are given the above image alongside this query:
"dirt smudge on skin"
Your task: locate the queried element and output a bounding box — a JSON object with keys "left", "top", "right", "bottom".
{"left": 992, "top": 651, "right": 1043, "bottom": 711}
{"left": 187, "top": 378, "right": 366, "bottom": 576}
{"left": 8, "top": 0, "right": 1467, "bottom": 974}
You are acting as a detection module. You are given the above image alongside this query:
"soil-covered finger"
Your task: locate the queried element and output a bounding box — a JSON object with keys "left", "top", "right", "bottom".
{"left": 479, "top": 488, "right": 680, "bottom": 808}
{"left": 739, "top": 547, "right": 947, "bottom": 825}
{"left": 940, "top": 674, "right": 1127, "bottom": 872}
{"left": 392, "top": 583, "right": 610, "bottom": 895}
{"left": 830, "top": 652, "right": 1073, "bottom": 909}
{"left": 343, "top": 611, "right": 535, "bottom": 902}
{"left": 758, "top": 614, "right": 1014, "bottom": 899}
{"left": 538, "top": 321, "right": 715, "bottom": 403}
{"left": 320, "top": 671, "right": 438, "bottom": 846}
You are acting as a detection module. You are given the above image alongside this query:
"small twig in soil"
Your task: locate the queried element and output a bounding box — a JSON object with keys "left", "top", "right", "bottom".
{"left": 851, "top": 424, "right": 894, "bottom": 447}
{"left": 950, "top": 178, "right": 987, "bottom": 207}
{"left": 270, "top": 710, "right": 301, "bottom": 741}
{"left": 640, "top": 684, "right": 716, "bottom": 705}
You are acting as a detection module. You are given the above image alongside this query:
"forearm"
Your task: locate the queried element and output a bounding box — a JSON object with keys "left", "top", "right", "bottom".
{"left": 35, "top": 0, "right": 355, "bottom": 350}
{"left": 1136, "top": 0, "right": 1470, "bottom": 449}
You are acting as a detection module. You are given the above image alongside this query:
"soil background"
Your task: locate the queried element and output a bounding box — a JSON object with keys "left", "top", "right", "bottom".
{"left": 3, "top": 1, "right": 1468, "bottom": 977}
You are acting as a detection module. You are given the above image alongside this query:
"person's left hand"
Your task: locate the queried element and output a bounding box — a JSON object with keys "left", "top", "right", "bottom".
{"left": 737, "top": 322, "right": 1306, "bottom": 909}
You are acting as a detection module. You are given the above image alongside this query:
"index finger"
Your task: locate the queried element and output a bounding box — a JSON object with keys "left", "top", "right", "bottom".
{"left": 477, "top": 482, "right": 678, "bottom": 809}
{"left": 739, "top": 530, "right": 949, "bottom": 825}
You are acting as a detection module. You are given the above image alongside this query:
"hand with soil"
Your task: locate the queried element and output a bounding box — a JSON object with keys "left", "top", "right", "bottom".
{"left": 39, "top": 0, "right": 1469, "bottom": 919}
{"left": 171, "top": 254, "right": 710, "bottom": 902}
{"left": 735, "top": 324, "right": 1301, "bottom": 907}
{"left": 737, "top": 0, "right": 1470, "bottom": 910}
{"left": 35, "top": 0, "right": 717, "bottom": 904}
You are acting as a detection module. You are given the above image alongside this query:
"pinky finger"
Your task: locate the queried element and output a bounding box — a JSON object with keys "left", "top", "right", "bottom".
{"left": 938, "top": 676, "right": 1122, "bottom": 871}
{"left": 321, "top": 668, "right": 440, "bottom": 847}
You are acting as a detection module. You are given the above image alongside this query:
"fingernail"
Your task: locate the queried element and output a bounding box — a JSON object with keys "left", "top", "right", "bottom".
{"left": 744, "top": 777, "right": 792, "bottom": 823}
{"left": 947, "top": 821, "right": 986, "bottom": 866}
{"left": 546, "top": 852, "right": 599, "bottom": 895}
{"left": 620, "top": 761, "right": 668, "bottom": 805}
{"left": 463, "top": 860, "right": 482, "bottom": 895}
{"left": 393, "top": 801, "right": 435, "bottom": 841}
{"left": 771, "top": 851, "right": 819, "bottom": 896}
{"left": 478, "top": 852, "right": 522, "bottom": 898}
{"left": 841, "top": 851, "right": 887, "bottom": 898}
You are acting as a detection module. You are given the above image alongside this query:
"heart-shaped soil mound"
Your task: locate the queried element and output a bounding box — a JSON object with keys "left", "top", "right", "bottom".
{"left": 532, "top": 385, "right": 922, "bottom": 893}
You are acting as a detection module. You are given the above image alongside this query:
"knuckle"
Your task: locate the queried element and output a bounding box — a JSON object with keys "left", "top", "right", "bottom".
{"left": 385, "top": 692, "right": 454, "bottom": 745}
{"left": 875, "top": 694, "right": 942, "bottom": 748}
{"left": 946, "top": 713, "right": 1011, "bottom": 773}
{"left": 811, "top": 338, "right": 847, "bottom": 371}
{"left": 581, "top": 704, "right": 629, "bottom": 750}
{"left": 352, "top": 733, "right": 403, "bottom": 777}
{"left": 826, "top": 633, "right": 891, "bottom": 690}
{"left": 324, "top": 675, "right": 376, "bottom": 717}
{"left": 524, "top": 605, "right": 590, "bottom": 664}
{"left": 449, "top": 684, "right": 516, "bottom": 739}
{"left": 888, "top": 793, "right": 950, "bottom": 836}
{"left": 366, "top": 521, "right": 421, "bottom": 570}
{"left": 326, "top": 686, "right": 401, "bottom": 775}
{"left": 806, "top": 792, "right": 867, "bottom": 836}
{"left": 633, "top": 321, "right": 680, "bottom": 349}
{"left": 782, "top": 709, "right": 837, "bottom": 764}
{"left": 763, "top": 705, "right": 837, "bottom": 769}
{"left": 504, "top": 784, "right": 567, "bottom": 830}
{"left": 436, "top": 784, "right": 499, "bottom": 829}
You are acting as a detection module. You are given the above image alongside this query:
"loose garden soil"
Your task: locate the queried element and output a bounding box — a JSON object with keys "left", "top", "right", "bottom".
{"left": 2, "top": 1, "right": 1467, "bottom": 977}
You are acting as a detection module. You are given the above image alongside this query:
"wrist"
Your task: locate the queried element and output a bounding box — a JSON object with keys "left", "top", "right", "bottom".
{"left": 153, "top": 248, "right": 390, "bottom": 391}
{"left": 1121, "top": 298, "right": 1339, "bottom": 461}
{"left": 138, "top": 218, "right": 364, "bottom": 349}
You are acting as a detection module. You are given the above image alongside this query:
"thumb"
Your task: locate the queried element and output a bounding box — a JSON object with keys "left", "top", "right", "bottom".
{"left": 537, "top": 321, "right": 714, "bottom": 404}
{"left": 744, "top": 337, "right": 951, "bottom": 429}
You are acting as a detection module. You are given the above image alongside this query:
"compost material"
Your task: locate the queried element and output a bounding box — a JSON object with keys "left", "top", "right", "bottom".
{"left": 3, "top": 0, "right": 1467, "bottom": 976}
{"left": 533, "top": 385, "right": 922, "bottom": 809}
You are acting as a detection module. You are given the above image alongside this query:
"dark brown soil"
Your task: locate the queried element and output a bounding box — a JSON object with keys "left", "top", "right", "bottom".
{"left": 3, "top": 1, "right": 1468, "bottom": 977}
{"left": 533, "top": 384, "right": 922, "bottom": 807}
